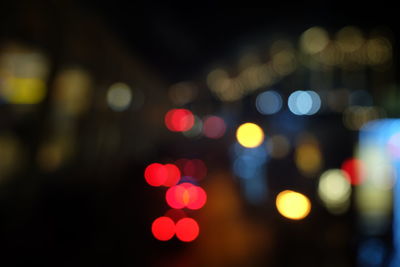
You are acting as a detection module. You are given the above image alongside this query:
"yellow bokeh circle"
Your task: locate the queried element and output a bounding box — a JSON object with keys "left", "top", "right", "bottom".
{"left": 236, "top": 122, "right": 264, "bottom": 148}
{"left": 276, "top": 190, "right": 311, "bottom": 220}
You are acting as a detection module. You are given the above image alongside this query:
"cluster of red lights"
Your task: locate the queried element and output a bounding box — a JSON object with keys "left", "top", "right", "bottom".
{"left": 164, "top": 108, "right": 227, "bottom": 139}
{"left": 144, "top": 163, "right": 180, "bottom": 187}
{"left": 144, "top": 159, "right": 208, "bottom": 242}
{"left": 151, "top": 216, "right": 199, "bottom": 242}
{"left": 166, "top": 182, "right": 207, "bottom": 209}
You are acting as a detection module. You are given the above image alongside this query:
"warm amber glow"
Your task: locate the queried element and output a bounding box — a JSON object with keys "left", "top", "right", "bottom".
{"left": 276, "top": 190, "right": 311, "bottom": 220}
{"left": 300, "top": 26, "right": 330, "bottom": 54}
{"left": 295, "top": 143, "right": 323, "bottom": 176}
{"left": 236, "top": 123, "right": 264, "bottom": 148}
{"left": 182, "top": 190, "right": 190, "bottom": 205}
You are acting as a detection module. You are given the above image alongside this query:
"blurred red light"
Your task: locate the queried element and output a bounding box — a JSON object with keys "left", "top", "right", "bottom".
{"left": 165, "top": 109, "right": 195, "bottom": 132}
{"left": 202, "top": 115, "right": 226, "bottom": 139}
{"left": 341, "top": 158, "right": 364, "bottom": 185}
{"left": 186, "top": 185, "right": 207, "bottom": 210}
{"left": 165, "top": 183, "right": 207, "bottom": 210}
{"left": 166, "top": 185, "right": 186, "bottom": 209}
{"left": 175, "top": 218, "right": 199, "bottom": 242}
{"left": 151, "top": 216, "right": 175, "bottom": 241}
{"left": 144, "top": 163, "right": 167, "bottom": 186}
{"left": 163, "top": 164, "right": 181, "bottom": 187}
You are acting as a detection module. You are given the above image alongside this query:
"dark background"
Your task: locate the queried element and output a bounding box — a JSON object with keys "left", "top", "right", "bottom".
{"left": 0, "top": 1, "right": 399, "bottom": 266}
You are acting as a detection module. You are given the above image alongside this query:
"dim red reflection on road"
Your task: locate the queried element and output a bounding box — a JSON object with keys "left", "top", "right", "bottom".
{"left": 164, "top": 209, "right": 187, "bottom": 223}
{"left": 165, "top": 108, "right": 195, "bottom": 132}
{"left": 175, "top": 158, "right": 207, "bottom": 181}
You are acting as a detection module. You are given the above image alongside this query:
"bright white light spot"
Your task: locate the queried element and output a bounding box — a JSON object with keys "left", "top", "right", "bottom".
{"left": 107, "top": 83, "right": 132, "bottom": 111}
{"left": 318, "top": 169, "right": 351, "bottom": 213}
{"left": 288, "top": 90, "right": 321, "bottom": 115}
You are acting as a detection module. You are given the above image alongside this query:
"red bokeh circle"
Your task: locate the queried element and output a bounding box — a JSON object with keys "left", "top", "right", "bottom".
{"left": 151, "top": 216, "right": 175, "bottom": 241}
{"left": 175, "top": 218, "right": 199, "bottom": 242}
{"left": 144, "top": 163, "right": 167, "bottom": 186}
{"left": 165, "top": 109, "right": 195, "bottom": 132}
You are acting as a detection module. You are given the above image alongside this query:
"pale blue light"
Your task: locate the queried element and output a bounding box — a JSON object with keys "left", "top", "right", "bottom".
{"left": 296, "top": 91, "right": 312, "bottom": 114}
{"left": 288, "top": 90, "right": 321, "bottom": 115}
{"left": 256, "top": 90, "right": 283, "bottom": 115}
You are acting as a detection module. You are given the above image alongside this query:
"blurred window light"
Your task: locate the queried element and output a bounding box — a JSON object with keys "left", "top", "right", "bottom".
{"left": 238, "top": 63, "right": 275, "bottom": 92}
{"left": 216, "top": 78, "right": 244, "bottom": 102}
{"left": 36, "top": 139, "right": 70, "bottom": 172}
{"left": 266, "top": 134, "right": 290, "bottom": 159}
{"left": 168, "top": 81, "right": 198, "bottom": 106}
{"left": 0, "top": 47, "right": 49, "bottom": 105}
{"left": 165, "top": 108, "right": 195, "bottom": 132}
{"left": 52, "top": 68, "right": 92, "bottom": 116}
{"left": 366, "top": 37, "right": 392, "bottom": 66}
{"left": 343, "top": 106, "right": 385, "bottom": 130}
{"left": 151, "top": 216, "right": 175, "bottom": 241}
{"left": 300, "top": 26, "right": 330, "bottom": 54}
{"left": 295, "top": 142, "right": 323, "bottom": 177}
{"left": 236, "top": 122, "right": 264, "bottom": 148}
{"left": 175, "top": 218, "right": 199, "bottom": 242}
{"left": 317, "top": 42, "right": 344, "bottom": 66}
{"left": 207, "top": 69, "right": 244, "bottom": 102}
{"left": 341, "top": 158, "right": 365, "bottom": 185}
{"left": 202, "top": 115, "right": 226, "bottom": 139}
{"left": 2, "top": 77, "right": 46, "bottom": 104}
{"left": 206, "top": 68, "right": 229, "bottom": 90}
{"left": 288, "top": 90, "right": 321, "bottom": 115}
{"left": 276, "top": 190, "right": 311, "bottom": 220}
{"left": 271, "top": 49, "right": 297, "bottom": 76}
{"left": 107, "top": 82, "right": 132, "bottom": 111}
{"left": 336, "top": 26, "right": 365, "bottom": 53}
{"left": 255, "top": 90, "right": 282, "bottom": 115}
{"left": 318, "top": 169, "right": 351, "bottom": 214}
